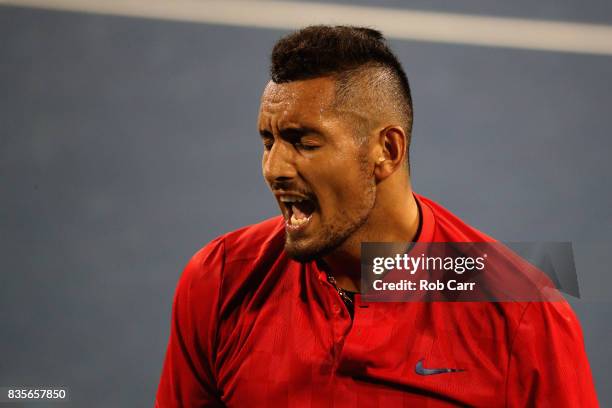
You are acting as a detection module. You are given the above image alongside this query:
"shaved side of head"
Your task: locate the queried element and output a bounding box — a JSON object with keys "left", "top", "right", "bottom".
{"left": 333, "top": 64, "right": 412, "bottom": 150}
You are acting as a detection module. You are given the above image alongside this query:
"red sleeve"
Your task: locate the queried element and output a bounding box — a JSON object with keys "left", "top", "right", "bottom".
{"left": 506, "top": 301, "right": 599, "bottom": 407}
{"left": 155, "top": 238, "right": 225, "bottom": 407}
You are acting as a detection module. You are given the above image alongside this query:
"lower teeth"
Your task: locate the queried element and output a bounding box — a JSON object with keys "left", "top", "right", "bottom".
{"left": 290, "top": 214, "right": 308, "bottom": 226}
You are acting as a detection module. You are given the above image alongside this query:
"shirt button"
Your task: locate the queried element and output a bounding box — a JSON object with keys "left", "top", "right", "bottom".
{"left": 332, "top": 305, "right": 341, "bottom": 314}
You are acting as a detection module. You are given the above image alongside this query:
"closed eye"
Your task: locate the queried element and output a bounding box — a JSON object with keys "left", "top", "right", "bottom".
{"left": 259, "top": 127, "right": 322, "bottom": 151}
{"left": 259, "top": 130, "right": 274, "bottom": 150}
{"left": 262, "top": 138, "right": 274, "bottom": 150}
{"left": 294, "top": 142, "right": 320, "bottom": 151}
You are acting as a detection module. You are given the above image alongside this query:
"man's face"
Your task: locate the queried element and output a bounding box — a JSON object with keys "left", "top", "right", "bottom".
{"left": 258, "top": 77, "right": 376, "bottom": 262}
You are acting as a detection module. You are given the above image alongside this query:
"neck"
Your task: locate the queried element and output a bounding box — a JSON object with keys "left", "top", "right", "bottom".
{"left": 322, "top": 187, "right": 420, "bottom": 292}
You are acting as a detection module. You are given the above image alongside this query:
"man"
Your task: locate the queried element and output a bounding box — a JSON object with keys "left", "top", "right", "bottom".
{"left": 156, "top": 26, "right": 598, "bottom": 407}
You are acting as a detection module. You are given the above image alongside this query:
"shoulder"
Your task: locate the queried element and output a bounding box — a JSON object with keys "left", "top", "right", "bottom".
{"left": 506, "top": 299, "right": 597, "bottom": 405}
{"left": 178, "top": 216, "right": 286, "bottom": 290}
{"left": 416, "top": 194, "right": 496, "bottom": 243}
{"left": 514, "top": 299, "right": 584, "bottom": 342}
{"left": 220, "top": 216, "right": 286, "bottom": 263}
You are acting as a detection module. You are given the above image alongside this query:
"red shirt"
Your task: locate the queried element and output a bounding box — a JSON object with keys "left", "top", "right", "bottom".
{"left": 156, "top": 194, "right": 598, "bottom": 407}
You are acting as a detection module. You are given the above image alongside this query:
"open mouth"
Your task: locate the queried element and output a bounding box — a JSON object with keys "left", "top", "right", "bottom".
{"left": 279, "top": 195, "right": 317, "bottom": 232}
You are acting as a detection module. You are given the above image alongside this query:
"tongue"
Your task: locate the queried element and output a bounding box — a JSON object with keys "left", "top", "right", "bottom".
{"left": 292, "top": 204, "right": 308, "bottom": 220}
{"left": 292, "top": 201, "right": 314, "bottom": 220}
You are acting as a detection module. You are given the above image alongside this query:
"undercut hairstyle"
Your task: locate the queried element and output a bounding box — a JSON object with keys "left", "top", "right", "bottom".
{"left": 270, "top": 25, "right": 413, "bottom": 168}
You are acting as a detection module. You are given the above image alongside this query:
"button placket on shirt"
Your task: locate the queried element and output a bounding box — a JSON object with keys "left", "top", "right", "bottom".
{"left": 317, "top": 273, "right": 351, "bottom": 348}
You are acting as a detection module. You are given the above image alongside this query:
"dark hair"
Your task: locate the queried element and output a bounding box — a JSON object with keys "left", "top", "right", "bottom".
{"left": 270, "top": 25, "right": 413, "bottom": 164}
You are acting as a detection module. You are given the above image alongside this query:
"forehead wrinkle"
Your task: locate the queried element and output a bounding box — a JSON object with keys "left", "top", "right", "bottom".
{"left": 259, "top": 78, "right": 345, "bottom": 142}
{"left": 264, "top": 78, "right": 335, "bottom": 106}
{"left": 259, "top": 104, "right": 305, "bottom": 135}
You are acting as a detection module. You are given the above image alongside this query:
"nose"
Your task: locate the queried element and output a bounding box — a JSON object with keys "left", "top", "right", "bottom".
{"left": 262, "top": 140, "right": 297, "bottom": 184}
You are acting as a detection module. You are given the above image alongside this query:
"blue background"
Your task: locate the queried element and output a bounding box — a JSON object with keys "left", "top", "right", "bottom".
{"left": 1, "top": 2, "right": 610, "bottom": 406}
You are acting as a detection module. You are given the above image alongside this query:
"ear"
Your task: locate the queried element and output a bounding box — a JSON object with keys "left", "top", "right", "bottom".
{"left": 373, "top": 125, "right": 407, "bottom": 181}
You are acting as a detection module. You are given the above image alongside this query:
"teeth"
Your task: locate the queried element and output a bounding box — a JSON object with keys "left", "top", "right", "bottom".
{"left": 280, "top": 196, "right": 305, "bottom": 203}
{"left": 290, "top": 214, "right": 309, "bottom": 226}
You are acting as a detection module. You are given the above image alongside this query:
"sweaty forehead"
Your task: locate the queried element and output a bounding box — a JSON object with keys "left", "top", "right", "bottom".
{"left": 259, "top": 77, "right": 337, "bottom": 124}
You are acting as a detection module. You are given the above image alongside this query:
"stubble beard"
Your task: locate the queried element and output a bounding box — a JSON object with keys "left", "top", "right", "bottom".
{"left": 285, "top": 158, "right": 377, "bottom": 263}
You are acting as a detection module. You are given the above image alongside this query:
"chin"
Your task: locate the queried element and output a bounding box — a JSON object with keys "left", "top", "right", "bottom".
{"left": 284, "top": 242, "right": 321, "bottom": 263}
{"left": 284, "top": 235, "right": 341, "bottom": 263}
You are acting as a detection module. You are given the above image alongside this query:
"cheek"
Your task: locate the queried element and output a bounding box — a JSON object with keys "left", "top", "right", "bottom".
{"left": 314, "top": 165, "right": 368, "bottom": 211}
{"left": 303, "top": 144, "right": 370, "bottom": 211}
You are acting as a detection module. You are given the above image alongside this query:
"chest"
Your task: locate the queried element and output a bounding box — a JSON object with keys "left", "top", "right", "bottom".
{"left": 215, "top": 267, "right": 511, "bottom": 407}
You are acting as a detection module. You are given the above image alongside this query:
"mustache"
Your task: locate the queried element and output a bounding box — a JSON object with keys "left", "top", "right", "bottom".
{"left": 269, "top": 180, "right": 314, "bottom": 197}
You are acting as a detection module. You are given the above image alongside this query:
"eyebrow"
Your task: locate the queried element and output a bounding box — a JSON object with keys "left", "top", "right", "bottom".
{"left": 259, "top": 126, "right": 321, "bottom": 139}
